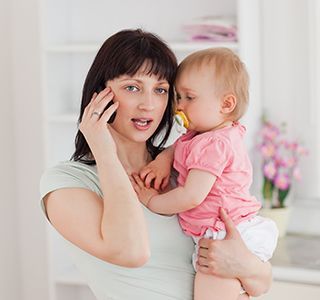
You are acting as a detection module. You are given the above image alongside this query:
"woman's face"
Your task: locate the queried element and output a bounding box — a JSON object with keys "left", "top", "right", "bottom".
{"left": 107, "top": 65, "right": 170, "bottom": 143}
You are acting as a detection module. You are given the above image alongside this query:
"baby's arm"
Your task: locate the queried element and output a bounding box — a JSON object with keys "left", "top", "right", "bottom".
{"left": 132, "top": 169, "right": 216, "bottom": 214}
{"left": 140, "top": 146, "right": 174, "bottom": 190}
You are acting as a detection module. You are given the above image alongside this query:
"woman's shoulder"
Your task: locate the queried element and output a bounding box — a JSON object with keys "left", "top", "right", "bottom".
{"left": 44, "top": 160, "right": 97, "bottom": 173}
{"left": 39, "top": 160, "right": 101, "bottom": 199}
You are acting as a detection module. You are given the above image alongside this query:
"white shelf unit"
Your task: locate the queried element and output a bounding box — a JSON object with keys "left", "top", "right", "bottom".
{"left": 40, "top": 1, "right": 261, "bottom": 299}
{"left": 46, "top": 41, "right": 239, "bottom": 54}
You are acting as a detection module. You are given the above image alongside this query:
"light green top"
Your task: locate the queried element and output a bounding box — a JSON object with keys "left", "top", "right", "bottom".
{"left": 40, "top": 161, "right": 195, "bottom": 300}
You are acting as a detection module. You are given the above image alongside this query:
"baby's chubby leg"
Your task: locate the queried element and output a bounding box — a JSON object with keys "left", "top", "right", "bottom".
{"left": 194, "top": 271, "right": 241, "bottom": 300}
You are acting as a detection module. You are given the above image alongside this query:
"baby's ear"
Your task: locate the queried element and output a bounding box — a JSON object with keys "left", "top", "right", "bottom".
{"left": 220, "top": 94, "right": 237, "bottom": 114}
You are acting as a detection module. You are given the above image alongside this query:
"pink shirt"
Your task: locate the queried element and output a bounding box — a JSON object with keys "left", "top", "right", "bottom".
{"left": 173, "top": 122, "right": 261, "bottom": 237}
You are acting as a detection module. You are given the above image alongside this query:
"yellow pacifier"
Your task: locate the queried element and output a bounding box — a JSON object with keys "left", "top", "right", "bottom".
{"left": 175, "top": 111, "right": 189, "bottom": 129}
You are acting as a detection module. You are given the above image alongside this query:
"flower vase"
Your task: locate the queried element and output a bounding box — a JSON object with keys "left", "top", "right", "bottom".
{"left": 259, "top": 206, "right": 291, "bottom": 238}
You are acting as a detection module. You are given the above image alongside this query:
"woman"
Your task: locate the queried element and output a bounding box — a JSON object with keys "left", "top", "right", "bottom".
{"left": 40, "top": 29, "right": 272, "bottom": 299}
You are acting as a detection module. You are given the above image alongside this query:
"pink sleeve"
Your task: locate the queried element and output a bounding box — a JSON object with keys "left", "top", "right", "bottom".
{"left": 185, "top": 137, "right": 232, "bottom": 177}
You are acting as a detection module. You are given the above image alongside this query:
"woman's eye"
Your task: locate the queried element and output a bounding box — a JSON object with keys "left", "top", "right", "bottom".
{"left": 155, "top": 88, "right": 168, "bottom": 94}
{"left": 125, "top": 85, "right": 139, "bottom": 92}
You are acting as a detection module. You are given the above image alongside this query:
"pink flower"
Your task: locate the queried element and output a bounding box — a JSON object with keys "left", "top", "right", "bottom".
{"left": 283, "top": 157, "right": 296, "bottom": 168}
{"left": 274, "top": 173, "right": 290, "bottom": 190}
{"left": 260, "top": 142, "right": 276, "bottom": 159}
{"left": 258, "top": 119, "right": 307, "bottom": 206}
{"left": 289, "top": 142, "right": 298, "bottom": 151}
{"left": 293, "top": 167, "right": 302, "bottom": 181}
{"left": 261, "top": 122, "right": 280, "bottom": 141}
{"left": 296, "top": 145, "right": 308, "bottom": 156}
{"left": 263, "top": 161, "right": 277, "bottom": 180}
{"left": 274, "top": 153, "right": 285, "bottom": 167}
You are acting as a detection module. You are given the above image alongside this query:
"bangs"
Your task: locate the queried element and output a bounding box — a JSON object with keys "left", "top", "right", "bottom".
{"left": 103, "top": 32, "right": 177, "bottom": 84}
{"left": 120, "top": 54, "right": 175, "bottom": 82}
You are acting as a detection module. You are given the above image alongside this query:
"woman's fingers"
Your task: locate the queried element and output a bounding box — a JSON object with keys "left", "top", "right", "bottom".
{"left": 198, "top": 238, "right": 210, "bottom": 250}
{"left": 88, "top": 90, "right": 114, "bottom": 119}
{"left": 197, "top": 253, "right": 209, "bottom": 264}
{"left": 220, "top": 208, "right": 239, "bottom": 239}
{"left": 91, "top": 92, "right": 98, "bottom": 103}
{"left": 85, "top": 87, "right": 110, "bottom": 114}
{"left": 83, "top": 87, "right": 110, "bottom": 120}
{"left": 100, "top": 101, "right": 119, "bottom": 124}
{"left": 196, "top": 263, "right": 210, "bottom": 274}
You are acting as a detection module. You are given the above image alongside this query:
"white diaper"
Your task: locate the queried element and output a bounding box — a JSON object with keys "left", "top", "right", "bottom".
{"left": 192, "top": 215, "right": 279, "bottom": 271}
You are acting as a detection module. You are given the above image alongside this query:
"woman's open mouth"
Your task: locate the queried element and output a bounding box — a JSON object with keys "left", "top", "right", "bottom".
{"left": 131, "top": 118, "right": 153, "bottom": 130}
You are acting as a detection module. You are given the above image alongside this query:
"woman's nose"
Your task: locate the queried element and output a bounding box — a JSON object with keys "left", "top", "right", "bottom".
{"left": 138, "top": 92, "right": 155, "bottom": 111}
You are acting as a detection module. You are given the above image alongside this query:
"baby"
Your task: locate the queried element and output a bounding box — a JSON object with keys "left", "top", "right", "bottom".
{"left": 132, "top": 48, "right": 278, "bottom": 300}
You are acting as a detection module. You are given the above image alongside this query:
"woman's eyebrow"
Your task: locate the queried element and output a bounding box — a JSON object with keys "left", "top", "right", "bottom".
{"left": 158, "top": 80, "right": 169, "bottom": 86}
{"left": 119, "top": 78, "right": 141, "bottom": 83}
{"left": 119, "top": 78, "right": 169, "bottom": 86}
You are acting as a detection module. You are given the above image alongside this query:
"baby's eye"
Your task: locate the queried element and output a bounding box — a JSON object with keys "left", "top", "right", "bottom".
{"left": 125, "top": 85, "right": 139, "bottom": 92}
{"left": 176, "top": 94, "right": 181, "bottom": 101}
{"left": 155, "top": 87, "right": 168, "bottom": 94}
{"left": 186, "top": 95, "right": 194, "bottom": 101}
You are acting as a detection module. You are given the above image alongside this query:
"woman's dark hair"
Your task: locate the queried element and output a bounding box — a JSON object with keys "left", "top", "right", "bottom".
{"left": 71, "top": 29, "right": 177, "bottom": 164}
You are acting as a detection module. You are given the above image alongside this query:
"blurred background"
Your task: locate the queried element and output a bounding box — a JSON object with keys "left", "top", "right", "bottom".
{"left": 1, "top": 0, "right": 319, "bottom": 299}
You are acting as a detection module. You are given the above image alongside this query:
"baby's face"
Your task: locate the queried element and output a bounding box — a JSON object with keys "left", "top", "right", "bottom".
{"left": 175, "top": 65, "right": 225, "bottom": 132}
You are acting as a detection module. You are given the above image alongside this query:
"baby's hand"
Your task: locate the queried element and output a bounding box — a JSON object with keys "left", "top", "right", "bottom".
{"left": 131, "top": 173, "right": 159, "bottom": 207}
{"left": 140, "top": 157, "right": 171, "bottom": 191}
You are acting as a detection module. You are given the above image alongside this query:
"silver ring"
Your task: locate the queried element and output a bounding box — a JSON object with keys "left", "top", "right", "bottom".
{"left": 91, "top": 111, "right": 102, "bottom": 117}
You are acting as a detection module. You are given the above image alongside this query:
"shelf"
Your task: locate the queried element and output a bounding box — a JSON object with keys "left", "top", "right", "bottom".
{"left": 271, "top": 234, "right": 320, "bottom": 285}
{"left": 45, "top": 44, "right": 100, "bottom": 53}
{"left": 273, "top": 266, "right": 320, "bottom": 285}
{"left": 45, "top": 41, "right": 239, "bottom": 54}
{"left": 170, "top": 41, "right": 239, "bottom": 52}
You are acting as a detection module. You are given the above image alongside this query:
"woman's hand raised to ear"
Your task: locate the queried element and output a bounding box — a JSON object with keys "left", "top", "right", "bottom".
{"left": 79, "top": 87, "right": 119, "bottom": 160}
{"left": 197, "top": 208, "right": 272, "bottom": 297}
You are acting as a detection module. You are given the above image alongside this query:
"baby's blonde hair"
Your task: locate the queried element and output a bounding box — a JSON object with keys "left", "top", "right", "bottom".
{"left": 176, "top": 47, "right": 249, "bottom": 121}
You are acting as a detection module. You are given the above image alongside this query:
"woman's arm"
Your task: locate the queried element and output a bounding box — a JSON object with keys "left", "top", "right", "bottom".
{"left": 197, "top": 209, "right": 272, "bottom": 297}
{"left": 44, "top": 88, "right": 150, "bottom": 267}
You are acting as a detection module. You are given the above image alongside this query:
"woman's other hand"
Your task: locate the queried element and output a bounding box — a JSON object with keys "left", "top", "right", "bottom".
{"left": 197, "top": 208, "right": 272, "bottom": 296}
{"left": 79, "top": 87, "right": 119, "bottom": 159}
{"left": 197, "top": 208, "right": 250, "bottom": 279}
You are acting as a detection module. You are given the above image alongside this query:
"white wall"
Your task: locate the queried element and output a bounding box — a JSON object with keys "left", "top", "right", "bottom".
{"left": 10, "top": 0, "right": 50, "bottom": 299}
{"left": 261, "top": 0, "right": 311, "bottom": 197}
{"left": 0, "top": 0, "right": 21, "bottom": 299}
{"left": 261, "top": 0, "right": 320, "bottom": 235}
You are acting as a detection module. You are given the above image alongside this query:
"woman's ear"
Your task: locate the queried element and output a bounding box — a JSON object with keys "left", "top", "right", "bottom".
{"left": 220, "top": 94, "right": 237, "bottom": 114}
